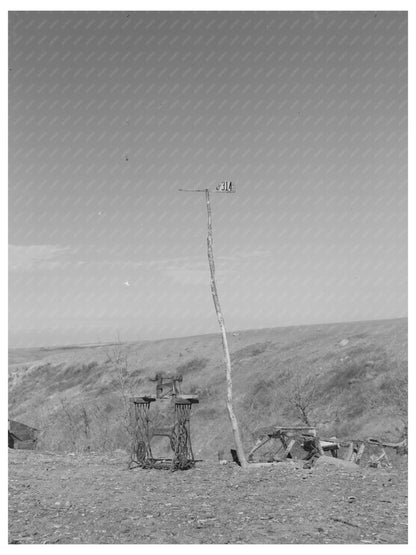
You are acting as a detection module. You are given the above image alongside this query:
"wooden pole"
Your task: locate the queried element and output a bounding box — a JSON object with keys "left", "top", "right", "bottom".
{"left": 205, "top": 189, "right": 248, "bottom": 468}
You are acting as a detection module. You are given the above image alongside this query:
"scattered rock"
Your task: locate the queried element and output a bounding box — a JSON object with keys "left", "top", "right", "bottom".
{"left": 8, "top": 448, "right": 407, "bottom": 544}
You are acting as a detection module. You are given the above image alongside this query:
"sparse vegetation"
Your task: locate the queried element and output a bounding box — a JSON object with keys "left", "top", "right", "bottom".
{"left": 176, "top": 357, "right": 209, "bottom": 375}
{"left": 8, "top": 318, "right": 408, "bottom": 456}
{"left": 37, "top": 398, "right": 116, "bottom": 452}
{"left": 369, "top": 370, "right": 408, "bottom": 444}
{"left": 232, "top": 342, "right": 270, "bottom": 361}
{"left": 287, "top": 375, "right": 317, "bottom": 426}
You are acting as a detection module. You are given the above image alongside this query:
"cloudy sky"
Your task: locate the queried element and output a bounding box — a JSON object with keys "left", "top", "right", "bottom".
{"left": 9, "top": 10, "right": 407, "bottom": 347}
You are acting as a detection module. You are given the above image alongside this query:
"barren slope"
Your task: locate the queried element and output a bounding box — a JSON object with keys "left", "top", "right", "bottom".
{"left": 9, "top": 318, "right": 407, "bottom": 459}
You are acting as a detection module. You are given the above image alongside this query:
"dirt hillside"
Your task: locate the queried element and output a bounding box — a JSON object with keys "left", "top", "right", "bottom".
{"left": 9, "top": 318, "right": 407, "bottom": 459}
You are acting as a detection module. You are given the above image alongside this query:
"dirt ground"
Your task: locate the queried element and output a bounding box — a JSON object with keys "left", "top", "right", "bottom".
{"left": 8, "top": 449, "right": 407, "bottom": 544}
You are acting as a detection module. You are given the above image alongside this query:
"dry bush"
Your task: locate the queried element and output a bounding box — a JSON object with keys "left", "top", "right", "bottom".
{"left": 287, "top": 374, "right": 317, "bottom": 426}
{"left": 33, "top": 339, "right": 146, "bottom": 453}
{"left": 36, "top": 397, "right": 124, "bottom": 452}
{"left": 34, "top": 338, "right": 139, "bottom": 453}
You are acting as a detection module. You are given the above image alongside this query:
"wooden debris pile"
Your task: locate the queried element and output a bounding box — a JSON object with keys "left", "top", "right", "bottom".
{"left": 8, "top": 419, "right": 39, "bottom": 450}
{"left": 247, "top": 425, "right": 406, "bottom": 469}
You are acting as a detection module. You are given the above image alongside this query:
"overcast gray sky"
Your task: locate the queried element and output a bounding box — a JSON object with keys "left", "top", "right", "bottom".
{"left": 9, "top": 11, "right": 407, "bottom": 347}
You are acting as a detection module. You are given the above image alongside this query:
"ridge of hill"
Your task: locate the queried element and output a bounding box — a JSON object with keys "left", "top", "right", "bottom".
{"left": 8, "top": 318, "right": 407, "bottom": 459}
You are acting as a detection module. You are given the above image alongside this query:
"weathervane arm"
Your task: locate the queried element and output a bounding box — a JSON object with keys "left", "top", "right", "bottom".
{"left": 178, "top": 188, "right": 206, "bottom": 192}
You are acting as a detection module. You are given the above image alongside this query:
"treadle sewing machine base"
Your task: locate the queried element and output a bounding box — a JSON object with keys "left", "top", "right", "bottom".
{"left": 128, "top": 374, "right": 199, "bottom": 471}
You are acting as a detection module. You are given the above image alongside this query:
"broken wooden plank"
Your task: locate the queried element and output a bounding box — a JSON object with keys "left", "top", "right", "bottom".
{"left": 355, "top": 442, "right": 366, "bottom": 465}
{"left": 344, "top": 441, "right": 355, "bottom": 461}
{"left": 282, "top": 438, "right": 296, "bottom": 458}
{"left": 247, "top": 436, "right": 273, "bottom": 461}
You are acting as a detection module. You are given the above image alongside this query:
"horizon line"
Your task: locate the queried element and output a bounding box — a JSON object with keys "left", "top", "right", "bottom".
{"left": 8, "top": 315, "right": 407, "bottom": 351}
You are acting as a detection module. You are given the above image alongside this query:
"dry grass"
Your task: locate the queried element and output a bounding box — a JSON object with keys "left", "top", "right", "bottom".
{"left": 9, "top": 318, "right": 407, "bottom": 457}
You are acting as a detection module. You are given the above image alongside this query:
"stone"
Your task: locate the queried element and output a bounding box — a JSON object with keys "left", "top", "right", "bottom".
{"left": 313, "top": 455, "right": 362, "bottom": 472}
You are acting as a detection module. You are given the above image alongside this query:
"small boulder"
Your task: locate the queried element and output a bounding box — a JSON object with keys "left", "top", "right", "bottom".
{"left": 339, "top": 339, "right": 349, "bottom": 347}
{"left": 313, "top": 455, "right": 362, "bottom": 472}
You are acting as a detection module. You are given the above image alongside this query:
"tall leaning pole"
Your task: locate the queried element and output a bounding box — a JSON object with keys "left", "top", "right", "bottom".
{"left": 179, "top": 182, "right": 248, "bottom": 468}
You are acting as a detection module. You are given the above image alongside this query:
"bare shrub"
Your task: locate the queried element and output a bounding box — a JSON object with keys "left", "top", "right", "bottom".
{"left": 287, "top": 375, "right": 317, "bottom": 426}
{"left": 37, "top": 398, "right": 125, "bottom": 452}
{"left": 104, "top": 336, "right": 149, "bottom": 452}
{"left": 37, "top": 398, "right": 85, "bottom": 451}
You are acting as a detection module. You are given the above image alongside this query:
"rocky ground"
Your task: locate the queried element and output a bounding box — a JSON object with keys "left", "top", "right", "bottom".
{"left": 8, "top": 449, "right": 407, "bottom": 544}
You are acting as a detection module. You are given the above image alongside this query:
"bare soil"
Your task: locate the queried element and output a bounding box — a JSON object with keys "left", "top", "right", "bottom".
{"left": 8, "top": 449, "right": 407, "bottom": 544}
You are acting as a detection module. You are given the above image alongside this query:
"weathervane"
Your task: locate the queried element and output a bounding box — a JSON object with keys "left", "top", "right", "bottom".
{"left": 178, "top": 180, "right": 236, "bottom": 194}
{"left": 178, "top": 181, "right": 247, "bottom": 468}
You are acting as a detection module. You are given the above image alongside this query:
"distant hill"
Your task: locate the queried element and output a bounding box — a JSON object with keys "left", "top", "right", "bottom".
{"left": 8, "top": 318, "right": 407, "bottom": 460}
